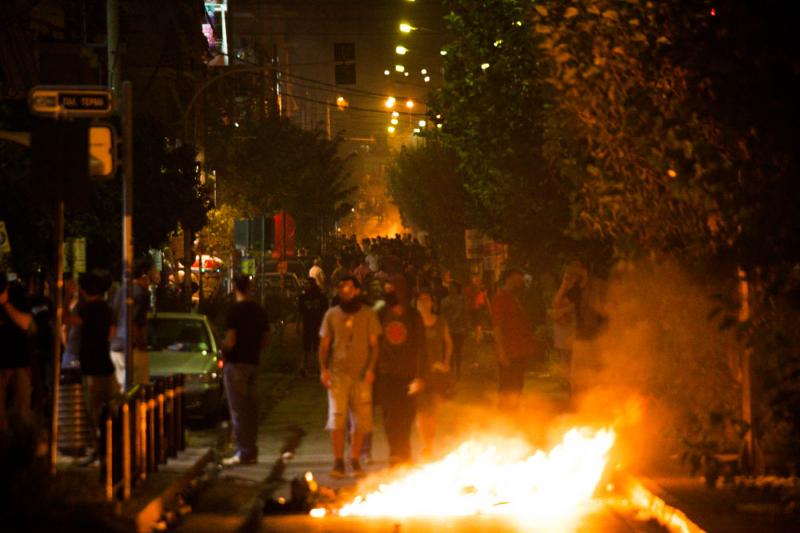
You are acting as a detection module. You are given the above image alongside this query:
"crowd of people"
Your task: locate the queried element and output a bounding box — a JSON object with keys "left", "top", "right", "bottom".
{"left": 0, "top": 231, "right": 598, "bottom": 481}
{"left": 0, "top": 258, "right": 158, "bottom": 464}
{"left": 286, "top": 234, "right": 594, "bottom": 477}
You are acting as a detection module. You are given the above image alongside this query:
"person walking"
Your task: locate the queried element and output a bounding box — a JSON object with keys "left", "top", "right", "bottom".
{"left": 377, "top": 275, "right": 427, "bottom": 466}
{"left": 297, "top": 277, "right": 328, "bottom": 376}
{"left": 464, "top": 275, "right": 489, "bottom": 343}
{"left": 318, "top": 276, "right": 380, "bottom": 478}
{"left": 0, "top": 271, "right": 34, "bottom": 430}
{"left": 71, "top": 271, "right": 117, "bottom": 465}
{"left": 110, "top": 257, "right": 155, "bottom": 392}
{"left": 551, "top": 261, "right": 590, "bottom": 396}
{"left": 490, "top": 268, "right": 537, "bottom": 411}
{"left": 415, "top": 289, "right": 452, "bottom": 459}
{"left": 221, "top": 275, "right": 271, "bottom": 466}
{"left": 309, "top": 257, "right": 326, "bottom": 293}
{"left": 440, "top": 281, "right": 468, "bottom": 378}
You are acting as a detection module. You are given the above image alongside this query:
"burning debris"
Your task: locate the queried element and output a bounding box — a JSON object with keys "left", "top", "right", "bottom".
{"left": 310, "top": 427, "right": 615, "bottom": 526}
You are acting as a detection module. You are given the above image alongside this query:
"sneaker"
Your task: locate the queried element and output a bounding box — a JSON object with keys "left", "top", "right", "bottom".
{"left": 223, "top": 453, "right": 257, "bottom": 467}
{"left": 350, "top": 459, "right": 366, "bottom": 478}
{"left": 330, "top": 459, "right": 346, "bottom": 479}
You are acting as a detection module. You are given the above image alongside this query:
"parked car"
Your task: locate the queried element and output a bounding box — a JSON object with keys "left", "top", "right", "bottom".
{"left": 147, "top": 312, "right": 225, "bottom": 424}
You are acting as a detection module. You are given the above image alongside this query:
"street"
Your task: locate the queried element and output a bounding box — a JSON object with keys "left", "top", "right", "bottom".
{"left": 175, "top": 331, "right": 661, "bottom": 533}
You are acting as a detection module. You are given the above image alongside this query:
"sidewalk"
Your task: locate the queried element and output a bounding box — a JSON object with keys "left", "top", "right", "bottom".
{"left": 632, "top": 467, "right": 800, "bottom": 532}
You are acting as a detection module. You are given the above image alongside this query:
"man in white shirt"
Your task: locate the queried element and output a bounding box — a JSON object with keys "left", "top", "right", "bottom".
{"left": 309, "top": 257, "right": 326, "bottom": 293}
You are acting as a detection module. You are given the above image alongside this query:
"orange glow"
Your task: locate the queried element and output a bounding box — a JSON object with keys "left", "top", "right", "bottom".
{"left": 313, "top": 428, "right": 615, "bottom": 526}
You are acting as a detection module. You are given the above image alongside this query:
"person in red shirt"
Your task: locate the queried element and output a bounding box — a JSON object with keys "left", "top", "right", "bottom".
{"left": 490, "top": 268, "right": 537, "bottom": 410}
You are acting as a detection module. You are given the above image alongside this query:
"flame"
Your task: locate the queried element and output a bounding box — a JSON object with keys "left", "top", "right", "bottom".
{"left": 314, "top": 427, "right": 615, "bottom": 526}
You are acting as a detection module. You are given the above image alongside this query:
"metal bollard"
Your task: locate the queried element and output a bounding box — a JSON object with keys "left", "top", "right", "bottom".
{"left": 166, "top": 376, "right": 177, "bottom": 458}
{"left": 146, "top": 383, "right": 157, "bottom": 473}
{"left": 175, "top": 374, "right": 185, "bottom": 451}
{"left": 104, "top": 411, "right": 113, "bottom": 502}
{"left": 157, "top": 379, "right": 166, "bottom": 465}
{"left": 122, "top": 402, "right": 131, "bottom": 499}
{"left": 137, "top": 386, "right": 148, "bottom": 481}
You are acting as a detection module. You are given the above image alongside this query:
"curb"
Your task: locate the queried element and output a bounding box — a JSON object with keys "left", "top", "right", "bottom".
{"left": 620, "top": 473, "right": 707, "bottom": 533}
{"left": 135, "top": 447, "right": 215, "bottom": 533}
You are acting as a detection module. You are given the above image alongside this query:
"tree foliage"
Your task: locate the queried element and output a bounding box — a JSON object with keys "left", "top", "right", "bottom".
{"left": 430, "top": 0, "right": 608, "bottom": 271}
{"left": 387, "top": 142, "right": 465, "bottom": 271}
{"left": 205, "top": 117, "right": 355, "bottom": 252}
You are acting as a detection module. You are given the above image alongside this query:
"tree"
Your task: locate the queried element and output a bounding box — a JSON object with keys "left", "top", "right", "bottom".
{"left": 429, "top": 0, "right": 608, "bottom": 272}
{"left": 387, "top": 142, "right": 466, "bottom": 272}
{"left": 205, "top": 116, "right": 355, "bottom": 254}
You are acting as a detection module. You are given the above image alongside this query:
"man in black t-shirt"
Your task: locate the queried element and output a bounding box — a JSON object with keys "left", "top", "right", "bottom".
{"left": 221, "top": 275, "right": 270, "bottom": 466}
{"left": 297, "top": 277, "right": 328, "bottom": 376}
{"left": 0, "top": 272, "right": 34, "bottom": 430}
{"left": 71, "top": 272, "right": 117, "bottom": 461}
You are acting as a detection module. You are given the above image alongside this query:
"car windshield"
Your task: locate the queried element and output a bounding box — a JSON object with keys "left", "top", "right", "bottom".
{"left": 147, "top": 318, "right": 212, "bottom": 353}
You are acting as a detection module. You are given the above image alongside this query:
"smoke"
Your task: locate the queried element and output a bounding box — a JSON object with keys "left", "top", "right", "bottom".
{"left": 427, "top": 260, "right": 741, "bottom": 473}
{"left": 567, "top": 260, "right": 741, "bottom": 470}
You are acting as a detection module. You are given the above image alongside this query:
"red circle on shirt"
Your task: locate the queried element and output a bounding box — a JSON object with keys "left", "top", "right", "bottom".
{"left": 385, "top": 321, "right": 408, "bottom": 346}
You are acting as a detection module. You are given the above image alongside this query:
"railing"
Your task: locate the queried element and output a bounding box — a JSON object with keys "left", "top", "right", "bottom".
{"left": 100, "top": 374, "right": 186, "bottom": 501}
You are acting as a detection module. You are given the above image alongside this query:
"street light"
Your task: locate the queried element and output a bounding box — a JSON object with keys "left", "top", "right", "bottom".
{"left": 424, "top": 76, "right": 431, "bottom": 83}
{"left": 385, "top": 96, "right": 396, "bottom": 108}
{"left": 384, "top": 69, "right": 390, "bottom": 76}
{"left": 392, "top": 111, "right": 400, "bottom": 117}
{"left": 418, "top": 119, "right": 427, "bottom": 127}
{"left": 395, "top": 64, "right": 405, "bottom": 73}
{"left": 395, "top": 45, "right": 409, "bottom": 55}
{"left": 387, "top": 126, "right": 396, "bottom": 133}
{"left": 420, "top": 68, "right": 427, "bottom": 75}
{"left": 399, "top": 22, "right": 415, "bottom": 33}
{"left": 406, "top": 99, "right": 415, "bottom": 109}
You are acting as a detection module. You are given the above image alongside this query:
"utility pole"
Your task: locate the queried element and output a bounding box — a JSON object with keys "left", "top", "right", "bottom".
{"left": 108, "top": 0, "right": 134, "bottom": 391}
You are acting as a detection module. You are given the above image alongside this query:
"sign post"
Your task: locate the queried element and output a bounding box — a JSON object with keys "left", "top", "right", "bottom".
{"left": 28, "top": 85, "right": 115, "bottom": 474}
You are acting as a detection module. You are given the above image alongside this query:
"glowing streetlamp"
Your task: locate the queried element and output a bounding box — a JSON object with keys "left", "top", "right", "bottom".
{"left": 481, "top": 62, "right": 490, "bottom": 70}
{"left": 395, "top": 45, "right": 409, "bottom": 55}
{"left": 390, "top": 118, "right": 399, "bottom": 125}
{"left": 391, "top": 111, "right": 400, "bottom": 118}
{"left": 406, "top": 99, "right": 415, "bottom": 109}
{"left": 440, "top": 49, "right": 447, "bottom": 56}
{"left": 424, "top": 76, "right": 431, "bottom": 83}
{"left": 336, "top": 96, "right": 349, "bottom": 110}
{"left": 384, "top": 69, "right": 390, "bottom": 76}
{"left": 387, "top": 126, "right": 396, "bottom": 134}
{"left": 399, "top": 22, "right": 415, "bottom": 33}
{"left": 420, "top": 68, "right": 427, "bottom": 75}
{"left": 418, "top": 119, "right": 427, "bottom": 127}
{"left": 395, "top": 64, "right": 405, "bottom": 73}
{"left": 385, "top": 96, "right": 396, "bottom": 108}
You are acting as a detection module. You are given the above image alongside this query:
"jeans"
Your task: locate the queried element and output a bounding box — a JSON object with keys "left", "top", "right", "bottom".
{"left": 0, "top": 367, "right": 32, "bottom": 430}
{"left": 82, "top": 374, "right": 119, "bottom": 450}
{"left": 377, "top": 374, "right": 416, "bottom": 463}
{"left": 224, "top": 363, "right": 259, "bottom": 461}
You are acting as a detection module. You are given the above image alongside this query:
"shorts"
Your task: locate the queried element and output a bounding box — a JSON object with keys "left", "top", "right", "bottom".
{"left": 498, "top": 357, "right": 527, "bottom": 393}
{"left": 326, "top": 373, "right": 373, "bottom": 433}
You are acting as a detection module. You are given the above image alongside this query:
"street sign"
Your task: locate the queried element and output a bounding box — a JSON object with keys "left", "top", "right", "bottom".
{"left": 29, "top": 86, "right": 113, "bottom": 118}
{"left": 0, "top": 221, "right": 10, "bottom": 255}
{"left": 89, "top": 124, "right": 116, "bottom": 178}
